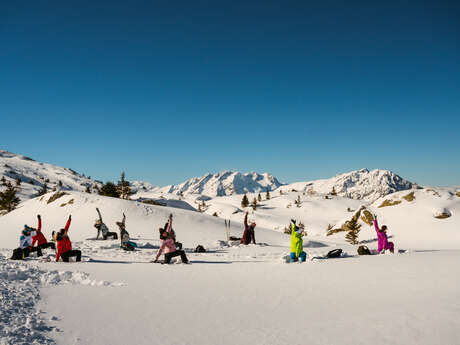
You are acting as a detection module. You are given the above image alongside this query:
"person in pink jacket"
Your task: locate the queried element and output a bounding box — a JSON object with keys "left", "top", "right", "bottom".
{"left": 373, "top": 215, "right": 394, "bottom": 253}
{"left": 153, "top": 214, "right": 189, "bottom": 264}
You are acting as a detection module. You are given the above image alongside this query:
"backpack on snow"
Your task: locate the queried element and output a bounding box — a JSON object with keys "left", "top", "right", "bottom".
{"left": 357, "top": 245, "right": 371, "bottom": 255}
{"left": 326, "top": 249, "right": 343, "bottom": 258}
{"left": 194, "top": 245, "right": 206, "bottom": 253}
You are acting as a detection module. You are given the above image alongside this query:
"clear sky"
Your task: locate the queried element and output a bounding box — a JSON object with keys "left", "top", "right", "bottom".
{"left": 1, "top": 1, "right": 459, "bottom": 186}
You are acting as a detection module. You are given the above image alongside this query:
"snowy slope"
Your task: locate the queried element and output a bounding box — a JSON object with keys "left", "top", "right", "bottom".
{"left": 0, "top": 150, "right": 101, "bottom": 201}
{"left": 282, "top": 168, "right": 417, "bottom": 202}
{"left": 149, "top": 171, "right": 283, "bottom": 197}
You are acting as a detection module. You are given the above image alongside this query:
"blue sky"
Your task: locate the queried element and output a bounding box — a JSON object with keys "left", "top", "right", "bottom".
{"left": 1, "top": 1, "right": 459, "bottom": 186}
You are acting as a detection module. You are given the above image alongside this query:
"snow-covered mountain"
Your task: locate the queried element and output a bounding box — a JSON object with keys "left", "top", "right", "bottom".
{"left": 152, "top": 171, "right": 283, "bottom": 197}
{"left": 0, "top": 150, "right": 418, "bottom": 204}
{"left": 0, "top": 150, "right": 101, "bottom": 201}
{"left": 283, "top": 168, "right": 418, "bottom": 202}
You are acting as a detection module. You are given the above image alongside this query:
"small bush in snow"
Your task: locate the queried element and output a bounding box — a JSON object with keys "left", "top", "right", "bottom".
{"left": 378, "top": 199, "right": 401, "bottom": 208}
{"left": 47, "top": 191, "right": 68, "bottom": 204}
{"left": 402, "top": 192, "right": 415, "bottom": 202}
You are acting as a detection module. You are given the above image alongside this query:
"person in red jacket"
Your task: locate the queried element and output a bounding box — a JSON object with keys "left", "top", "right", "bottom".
{"left": 240, "top": 212, "right": 256, "bottom": 245}
{"left": 55, "top": 215, "right": 81, "bottom": 262}
{"left": 32, "top": 215, "right": 56, "bottom": 251}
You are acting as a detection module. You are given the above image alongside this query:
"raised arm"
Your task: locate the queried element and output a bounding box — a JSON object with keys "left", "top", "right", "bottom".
{"left": 373, "top": 216, "right": 379, "bottom": 233}
{"left": 166, "top": 214, "right": 173, "bottom": 233}
{"left": 37, "top": 215, "right": 42, "bottom": 233}
{"left": 64, "top": 215, "right": 71, "bottom": 233}
{"left": 154, "top": 241, "right": 166, "bottom": 261}
{"left": 96, "top": 208, "right": 103, "bottom": 222}
{"left": 122, "top": 213, "right": 126, "bottom": 227}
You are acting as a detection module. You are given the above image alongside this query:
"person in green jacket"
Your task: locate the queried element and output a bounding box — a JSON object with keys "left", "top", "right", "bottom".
{"left": 290, "top": 219, "right": 306, "bottom": 262}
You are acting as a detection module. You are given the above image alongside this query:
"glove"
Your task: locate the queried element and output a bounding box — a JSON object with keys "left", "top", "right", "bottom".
{"left": 291, "top": 219, "right": 296, "bottom": 224}
{"left": 37, "top": 215, "right": 41, "bottom": 219}
{"left": 69, "top": 215, "right": 72, "bottom": 220}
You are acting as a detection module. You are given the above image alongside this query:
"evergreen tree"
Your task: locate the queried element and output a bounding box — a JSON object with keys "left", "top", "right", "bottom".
{"left": 257, "top": 193, "right": 262, "bottom": 202}
{"left": 331, "top": 186, "right": 337, "bottom": 196}
{"left": 251, "top": 197, "right": 258, "bottom": 210}
{"left": 241, "top": 194, "right": 249, "bottom": 208}
{"left": 58, "top": 180, "right": 63, "bottom": 187}
{"left": 85, "top": 185, "right": 91, "bottom": 193}
{"left": 1, "top": 176, "right": 6, "bottom": 186}
{"left": 38, "top": 183, "right": 48, "bottom": 196}
{"left": 344, "top": 213, "right": 362, "bottom": 245}
{"left": 266, "top": 190, "right": 270, "bottom": 200}
{"left": 16, "top": 178, "right": 21, "bottom": 186}
{"left": 118, "top": 172, "right": 132, "bottom": 200}
{"left": 99, "top": 182, "right": 120, "bottom": 198}
{"left": 0, "top": 182, "right": 20, "bottom": 213}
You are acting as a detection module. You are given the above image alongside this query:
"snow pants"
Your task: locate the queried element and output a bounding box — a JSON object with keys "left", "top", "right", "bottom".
{"left": 61, "top": 250, "right": 82, "bottom": 262}
{"left": 103, "top": 232, "right": 118, "bottom": 240}
{"left": 164, "top": 250, "right": 189, "bottom": 264}
{"left": 39, "top": 242, "right": 56, "bottom": 251}
{"left": 24, "top": 246, "right": 42, "bottom": 257}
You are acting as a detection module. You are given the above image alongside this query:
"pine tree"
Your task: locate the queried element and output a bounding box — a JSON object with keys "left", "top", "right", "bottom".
{"left": 118, "top": 172, "right": 132, "bottom": 200}
{"left": 16, "top": 178, "right": 21, "bottom": 186}
{"left": 331, "top": 186, "right": 337, "bottom": 196}
{"left": 257, "top": 193, "right": 262, "bottom": 202}
{"left": 251, "top": 197, "right": 258, "bottom": 210}
{"left": 1, "top": 176, "right": 6, "bottom": 186}
{"left": 279, "top": 190, "right": 283, "bottom": 195}
{"left": 0, "top": 182, "right": 20, "bottom": 213}
{"left": 38, "top": 183, "right": 48, "bottom": 196}
{"left": 99, "top": 182, "right": 120, "bottom": 198}
{"left": 344, "top": 212, "right": 362, "bottom": 245}
{"left": 58, "top": 180, "right": 63, "bottom": 187}
{"left": 85, "top": 185, "right": 91, "bottom": 193}
{"left": 266, "top": 190, "right": 270, "bottom": 200}
{"left": 241, "top": 194, "right": 249, "bottom": 208}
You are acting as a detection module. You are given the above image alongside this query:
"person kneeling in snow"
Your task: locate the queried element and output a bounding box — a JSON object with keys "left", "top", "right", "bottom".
{"left": 11, "top": 225, "right": 42, "bottom": 259}
{"left": 153, "top": 215, "right": 189, "bottom": 264}
{"left": 94, "top": 207, "right": 118, "bottom": 240}
{"left": 55, "top": 215, "right": 82, "bottom": 262}
{"left": 240, "top": 212, "right": 256, "bottom": 245}
{"left": 32, "top": 215, "right": 56, "bottom": 251}
{"left": 116, "top": 213, "right": 137, "bottom": 251}
{"left": 290, "top": 220, "right": 307, "bottom": 262}
{"left": 373, "top": 215, "right": 394, "bottom": 254}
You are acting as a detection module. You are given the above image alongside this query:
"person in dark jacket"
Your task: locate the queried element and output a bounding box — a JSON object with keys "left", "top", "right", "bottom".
{"left": 240, "top": 212, "right": 256, "bottom": 245}
{"left": 32, "top": 215, "right": 56, "bottom": 251}
{"left": 55, "top": 215, "right": 81, "bottom": 262}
